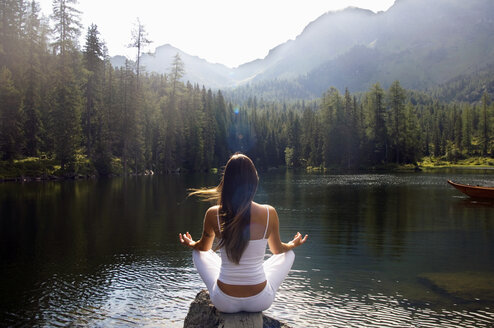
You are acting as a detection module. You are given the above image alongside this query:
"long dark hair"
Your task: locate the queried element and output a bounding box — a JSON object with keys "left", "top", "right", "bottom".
{"left": 189, "top": 153, "right": 258, "bottom": 264}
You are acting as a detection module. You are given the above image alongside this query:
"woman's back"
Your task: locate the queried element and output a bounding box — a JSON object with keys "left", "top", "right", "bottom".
{"left": 213, "top": 202, "right": 270, "bottom": 241}
{"left": 216, "top": 203, "right": 270, "bottom": 285}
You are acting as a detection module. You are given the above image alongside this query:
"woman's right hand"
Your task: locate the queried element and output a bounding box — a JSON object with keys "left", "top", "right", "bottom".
{"left": 287, "top": 232, "right": 308, "bottom": 248}
{"left": 179, "top": 232, "right": 197, "bottom": 249}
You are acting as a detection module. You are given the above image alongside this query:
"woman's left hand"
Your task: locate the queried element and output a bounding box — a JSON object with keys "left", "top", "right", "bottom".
{"left": 179, "top": 232, "right": 197, "bottom": 249}
{"left": 288, "top": 232, "right": 308, "bottom": 248}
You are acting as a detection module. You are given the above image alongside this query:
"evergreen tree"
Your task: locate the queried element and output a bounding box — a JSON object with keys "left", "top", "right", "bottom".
{"left": 300, "top": 103, "right": 316, "bottom": 166}
{"left": 344, "top": 88, "right": 360, "bottom": 168}
{"left": 364, "top": 83, "right": 387, "bottom": 164}
{"left": 22, "top": 0, "right": 45, "bottom": 156}
{"left": 82, "top": 23, "right": 104, "bottom": 158}
{"left": 213, "top": 90, "right": 230, "bottom": 165}
{"left": 170, "top": 53, "right": 185, "bottom": 98}
{"left": 0, "top": 0, "right": 27, "bottom": 77}
{"left": 403, "top": 102, "right": 421, "bottom": 162}
{"left": 0, "top": 67, "right": 23, "bottom": 160}
{"left": 118, "top": 60, "right": 141, "bottom": 174}
{"left": 128, "top": 17, "right": 151, "bottom": 84}
{"left": 50, "top": 0, "right": 82, "bottom": 171}
{"left": 51, "top": 71, "right": 82, "bottom": 170}
{"left": 320, "top": 87, "right": 343, "bottom": 166}
{"left": 286, "top": 110, "right": 301, "bottom": 167}
{"left": 461, "top": 105, "right": 472, "bottom": 154}
{"left": 202, "top": 87, "right": 215, "bottom": 169}
{"left": 387, "top": 81, "right": 406, "bottom": 163}
{"left": 453, "top": 105, "right": 463, "bottom": 152}
{"left": 51, "top": 0, "right": 82, "bottom": 57}
{"left": 479, "top": 91, "right": 491, "bottom": 156}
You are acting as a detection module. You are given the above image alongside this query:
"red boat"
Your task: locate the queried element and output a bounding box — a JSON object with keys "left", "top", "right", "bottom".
{"left": 447, "top": 180, "right": 494, "bottom": 199}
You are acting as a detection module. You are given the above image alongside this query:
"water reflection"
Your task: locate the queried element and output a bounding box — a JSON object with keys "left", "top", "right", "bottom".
{"left": 1, "top": 171, "right": 494, "bottom": 327}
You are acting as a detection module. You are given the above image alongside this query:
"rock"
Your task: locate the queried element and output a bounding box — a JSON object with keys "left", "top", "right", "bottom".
{"left": 418, "top": 272, "right": 494, "bottom": 301}
{"left": 184, "top": 290, "right": 292, "bottom": 328}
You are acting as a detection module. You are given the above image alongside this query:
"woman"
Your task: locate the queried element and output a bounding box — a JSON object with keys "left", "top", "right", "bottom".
{"left": 179, "top": 153, "right": 308, "bottom": 313}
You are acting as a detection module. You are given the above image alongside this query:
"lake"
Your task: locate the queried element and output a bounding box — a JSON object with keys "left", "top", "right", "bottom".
{"left": 1, "top": 170, "right": 494, "bottom": 327}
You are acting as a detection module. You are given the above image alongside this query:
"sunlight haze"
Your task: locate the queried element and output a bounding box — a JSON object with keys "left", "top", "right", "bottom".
{"left": 38, "top": 0, "right": 394, "bottom": 68}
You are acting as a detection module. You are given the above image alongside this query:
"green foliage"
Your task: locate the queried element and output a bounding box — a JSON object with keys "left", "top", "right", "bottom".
{"left": 51, "top": 0, "right": 82, "bottom": 56}
{"left": 51, "top": 68, "right": 82, "bottom": 170}
{"left": 0, "top": 156, "right": 57, "bottom": 179}
{"left": 387, "top": 81, "right": 406, "bottom": 163}
{"left": 0, "top": 1, "right": 493, "bottom": 179}
{"left": 72, "top": 150, "right": 96, "bottom": 176}
{"left": 284, "top": 147, "right": 294, "bottom": 168}
{"left": 0, "top": 67, "right": 23, "bottom": 160}
{"left": 419, "top": 156, "right": 494, "bottom": 168}
{"left": 364, "top": 83, "right": 387, "bottom": 164}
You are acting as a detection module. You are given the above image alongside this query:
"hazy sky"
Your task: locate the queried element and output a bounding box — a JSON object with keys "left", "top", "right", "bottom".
{"left": 37, "top": 0, "right": 395, "bottom": 68}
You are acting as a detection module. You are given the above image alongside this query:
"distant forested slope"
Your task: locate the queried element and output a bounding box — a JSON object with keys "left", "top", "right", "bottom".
{"left": 117, "top": 0, "right": 494, "bottom": 103}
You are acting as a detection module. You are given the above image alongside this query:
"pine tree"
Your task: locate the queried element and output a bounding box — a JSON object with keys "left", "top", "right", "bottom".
{"left": 118, "top": 60, "right": 140, "bottom": 174}
{"left": 213, "top": 90, "right": 230, "bottom": 165}
{"left": 170, "top": 53, "right": 185, "bottom": 98}
{"left": 0, "top": 0, "right": 27, "bottom": 77}
{"left": 461, "top": 105, "right": 472, "bottom": 155}
{"left": 479, "top": 91, "right": 491, "bottom": 156}
{"left": 22, "top": 0, "right": 45, "bottom": 156}
{"left": 364, "top": 83, "right": 387, "bottom": 164}
{"left": 453, "top": 105, "right": 463, "bottom": 152}
{"left": 286, "top": 110, "right": 301, "bottom": 167}
{"left": 344, "top": 88, "right": 360, "bottom": 168}
{"left": 202, "top": 88, "right": 215, "bottom": 169}
{"left": 404, "top": 102, "right": 421, "bottom": 162}
{"left": 82, "top": 24, "right": 104, "bottom": 158}
{"left": 51, "top": 0, "right": 82, "bottom": 57}
{"left": 0, "top": 67, "right": 23, "bottom": 160}
{"left": 320, "top": 87, "right": 343, "bottom": 167}
{"left": 128, "top": 17, "right": 151, "bottom": 84}
{"left": 51, "top": 71, "right": 82, "bottom": 170}
{"left": 387, "top": 81, "right": 406, "bottom": 163}
{"left": 50, "top": 0, "right": 82, "bottom": 171}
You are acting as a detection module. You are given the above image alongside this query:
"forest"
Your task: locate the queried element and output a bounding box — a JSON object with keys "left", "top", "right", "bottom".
{"left": 1, "top": 0, "right": 493, "bottom": 179}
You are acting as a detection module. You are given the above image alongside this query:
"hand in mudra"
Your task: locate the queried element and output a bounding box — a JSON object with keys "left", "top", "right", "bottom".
{"left": 179, "top": 232, "right": 197, "bottom": 249}
{"left": 288, "top": 232, "right": 308, "bottom": 248}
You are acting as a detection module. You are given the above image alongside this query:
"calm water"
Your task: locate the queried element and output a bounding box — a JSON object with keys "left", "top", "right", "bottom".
{"left": 1, "top": 170, "right": 494, "bottom": 327}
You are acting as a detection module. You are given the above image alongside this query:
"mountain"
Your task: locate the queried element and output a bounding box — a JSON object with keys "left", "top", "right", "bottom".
{"left": 297, "top": 0, "right": 494, "bottom": 95}
{"left": 131, "top": 44, "right": 235, "bottom": 89}
{"left": 110, "top": 0, "right": 494, "bottom": 99}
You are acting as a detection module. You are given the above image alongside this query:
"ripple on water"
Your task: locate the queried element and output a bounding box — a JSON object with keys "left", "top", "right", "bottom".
{"left": 7, "top": 255, "right": 200, "bottom": 327}
{"left": 4, "top": 259, "right": 494, "bottom": 327}
{"left": 262, "top": 274, "right": 494, "bottom": 328}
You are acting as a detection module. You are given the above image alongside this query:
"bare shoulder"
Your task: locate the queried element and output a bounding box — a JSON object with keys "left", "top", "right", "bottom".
{"left": 252, "top": 202, "right": 278, "bottom": 223}
{"left": 265, "top": 204, "right": 275, "bottom": 211}
{"left": 205, "top": 205, "right": 219, "bottom": 221}
{"left": 206, "top": 205, "right": 220, "bottom": 213}
{"left": 252, "top": 202, "right": 274, "bottom": 211}
{"left": 264, "top": 204, "right": 277, "bottom": 216}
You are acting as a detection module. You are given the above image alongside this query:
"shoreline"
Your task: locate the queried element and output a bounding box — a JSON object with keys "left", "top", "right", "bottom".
{"left": 3, "top": 163, "right": 494, "bottom": 183}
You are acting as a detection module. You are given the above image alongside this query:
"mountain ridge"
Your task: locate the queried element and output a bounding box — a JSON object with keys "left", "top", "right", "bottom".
{"left": 110, "top": 0, "right": 494, "bottom": 99}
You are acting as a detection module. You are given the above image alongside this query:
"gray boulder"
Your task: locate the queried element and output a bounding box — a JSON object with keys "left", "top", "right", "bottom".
{"left": 184, "top": 290, "right": 291, "bottom": 328}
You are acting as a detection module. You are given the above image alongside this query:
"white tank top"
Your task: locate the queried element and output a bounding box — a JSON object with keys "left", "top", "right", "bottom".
{"left": 217, "top": 205, "right": 269, "bottom": 285}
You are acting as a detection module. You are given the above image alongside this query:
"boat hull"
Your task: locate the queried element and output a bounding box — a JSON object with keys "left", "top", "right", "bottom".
{"left": 447, "top": 180, "right": 494, "bottom": 199}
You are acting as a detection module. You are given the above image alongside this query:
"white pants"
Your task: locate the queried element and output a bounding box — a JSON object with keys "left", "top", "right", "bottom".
{"left": 192, "top": 249, "right": 295, "bottom": 313}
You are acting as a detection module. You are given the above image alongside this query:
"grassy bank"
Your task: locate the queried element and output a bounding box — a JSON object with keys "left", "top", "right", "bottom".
{"left": 0, "top": 157, "right": 59, "bottom": 181}
{"left": 3, "top": 155, "right": 494, "bottom": 182}
{"left": 305, "top": 157, "right": 494, "bottom": 173}
{"left": 0, "top": 152, "right": 123, "bottom": 182}
{"left": 417, "top": 156, "right": 494, "bottom": 169}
